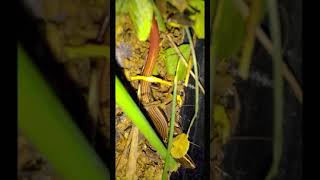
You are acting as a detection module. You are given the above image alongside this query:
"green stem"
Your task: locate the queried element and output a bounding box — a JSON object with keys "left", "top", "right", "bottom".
{"left": 238, "top": 0, "right": 262, "bottom": 80}
{"left": 265, "top": 0, "right": 283, "bottom": 179}
{"left": 162, "top": 62, "right": 180, "bottom": 180}
{"left": 115, "top": 76, "right": 178, "bottom": 171}
{"left": 186, "top": 28, "right": 199, "bottom": 136}
{"left": 18, "top": 45, "right": 109, "bottom": 180}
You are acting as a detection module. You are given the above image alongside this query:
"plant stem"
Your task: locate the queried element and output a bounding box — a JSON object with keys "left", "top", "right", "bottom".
{"left": 186, "top": 28, "right": 199, "bottom": 136}
{"left": 162, "top": 62, "right": 180, "bottom": 180}
{"left": 265, "top": 0, "right": 284, "bottom": 179}
{"left": 255, "top": 28, "right": 303, "bottom": 104}
{"left": 238, "top": 0, "right": 262, "bottom": 80}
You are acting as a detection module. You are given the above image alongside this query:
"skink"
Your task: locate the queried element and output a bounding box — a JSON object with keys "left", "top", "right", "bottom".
{"left": 140, "top": 17, "right": 195, "bottom": 169}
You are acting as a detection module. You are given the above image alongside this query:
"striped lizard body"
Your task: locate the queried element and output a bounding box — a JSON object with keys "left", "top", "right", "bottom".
{"left": 140, "top": 17, "right": 195, "bottom": 169}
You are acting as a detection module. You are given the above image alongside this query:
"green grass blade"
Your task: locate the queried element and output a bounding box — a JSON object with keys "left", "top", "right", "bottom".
{"left": 162, "top": 61, "right": 180, "bottom": 180}
{"left": 115, "top": 76, "right": 178, "bottom": 171}
{"left": 18, "top": 45, "right": 109, "bottom": 180}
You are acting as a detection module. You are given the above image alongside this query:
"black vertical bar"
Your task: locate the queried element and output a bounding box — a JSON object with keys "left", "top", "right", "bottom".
{"left": 110, "top": 0, "right": 116, "bottom": 179}
{"left": 205, "top": 0, "right": 211, "bottom": 179}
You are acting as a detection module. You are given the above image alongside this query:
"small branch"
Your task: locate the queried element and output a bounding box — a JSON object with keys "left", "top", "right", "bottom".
{"left": 126, "top": 125, "right": 139, "bottom": 179}
{"left": 88, "top": 65, "right": 100, "bottom": 143}
{"left": 256, "top": 28, "right": 303, "bottom": 104}
{"left": 97, "top": 13, "right": 110, "bottom": 42}
{"left": 116, "top": 127, "right": 133, "bottom": 172}
{"left": 185, "top": 28, "right": 199, "bottom": 136}
{"left": 214, "top": 163, "right": 232, "bottom": 178}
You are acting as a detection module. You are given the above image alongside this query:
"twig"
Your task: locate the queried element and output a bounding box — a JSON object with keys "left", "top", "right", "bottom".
{"left": 126, "top": 125, "right": 139, "bottom": 179}
{"left": 256, "top": 28, "right": 303, "bottom": 104}
{"left": 214, "top": 164, "right": 232, "bottom": 178}
{"left": 88, "top": 64, "right": 100, "bottom": 143}
{"left": 166, "top": 34, "right": 205, "bottom": 94}
{"left": 116, "top": 127, "right": 133, "bottom": 172}
{"left": 190, "top": 141, "right": 201, "bottom": 148}
{"left": 97, "top": 13, "right": 110, "bottom": 42}
{"left": 185, "top": 28, "right": 199, "bottom": 136}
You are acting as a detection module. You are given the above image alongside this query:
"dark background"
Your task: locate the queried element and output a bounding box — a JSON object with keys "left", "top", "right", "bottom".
{"left": 223, "top": 0, "right": 302, "bottom": 179}
{"left": 171, "top": 39, "right": 207, "bottom": 179}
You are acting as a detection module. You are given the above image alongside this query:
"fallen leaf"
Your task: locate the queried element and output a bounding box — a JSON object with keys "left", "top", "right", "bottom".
{"left": 171, "top": 133, "right": 190, "bottom": 159}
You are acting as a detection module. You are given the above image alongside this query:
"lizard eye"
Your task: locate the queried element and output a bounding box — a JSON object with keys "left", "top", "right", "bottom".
{"left": 179, "top": 90, "right": 184, "bottom": 96}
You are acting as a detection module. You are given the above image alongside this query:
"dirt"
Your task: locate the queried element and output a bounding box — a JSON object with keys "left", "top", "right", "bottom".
{"left": 115, "top": 108, "right": 164, "bottom": 179}
{"left": 18, "top": 132, "right": 60, "bottom": 180}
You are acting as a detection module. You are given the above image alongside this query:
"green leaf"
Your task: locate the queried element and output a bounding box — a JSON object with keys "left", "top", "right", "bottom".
{"left": 127, "top": 0, "right": 153, "bottom": 41}
{"left": 213, "top": 0, "right": 245, "bottom": 59}
{"left": 151, "top": 0, "right": 166, "bottom": 32}
{"left": 18, "top": 45, "right": 109, "bottom": 180}
{"left": 164, "top": 44, "right": 190, "bottom": 80}
{"left": 116, "top": 0, "right": 128, "bottom": 14}
{"left": 189, "top": 0, "right": 205, "bottom": 39}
